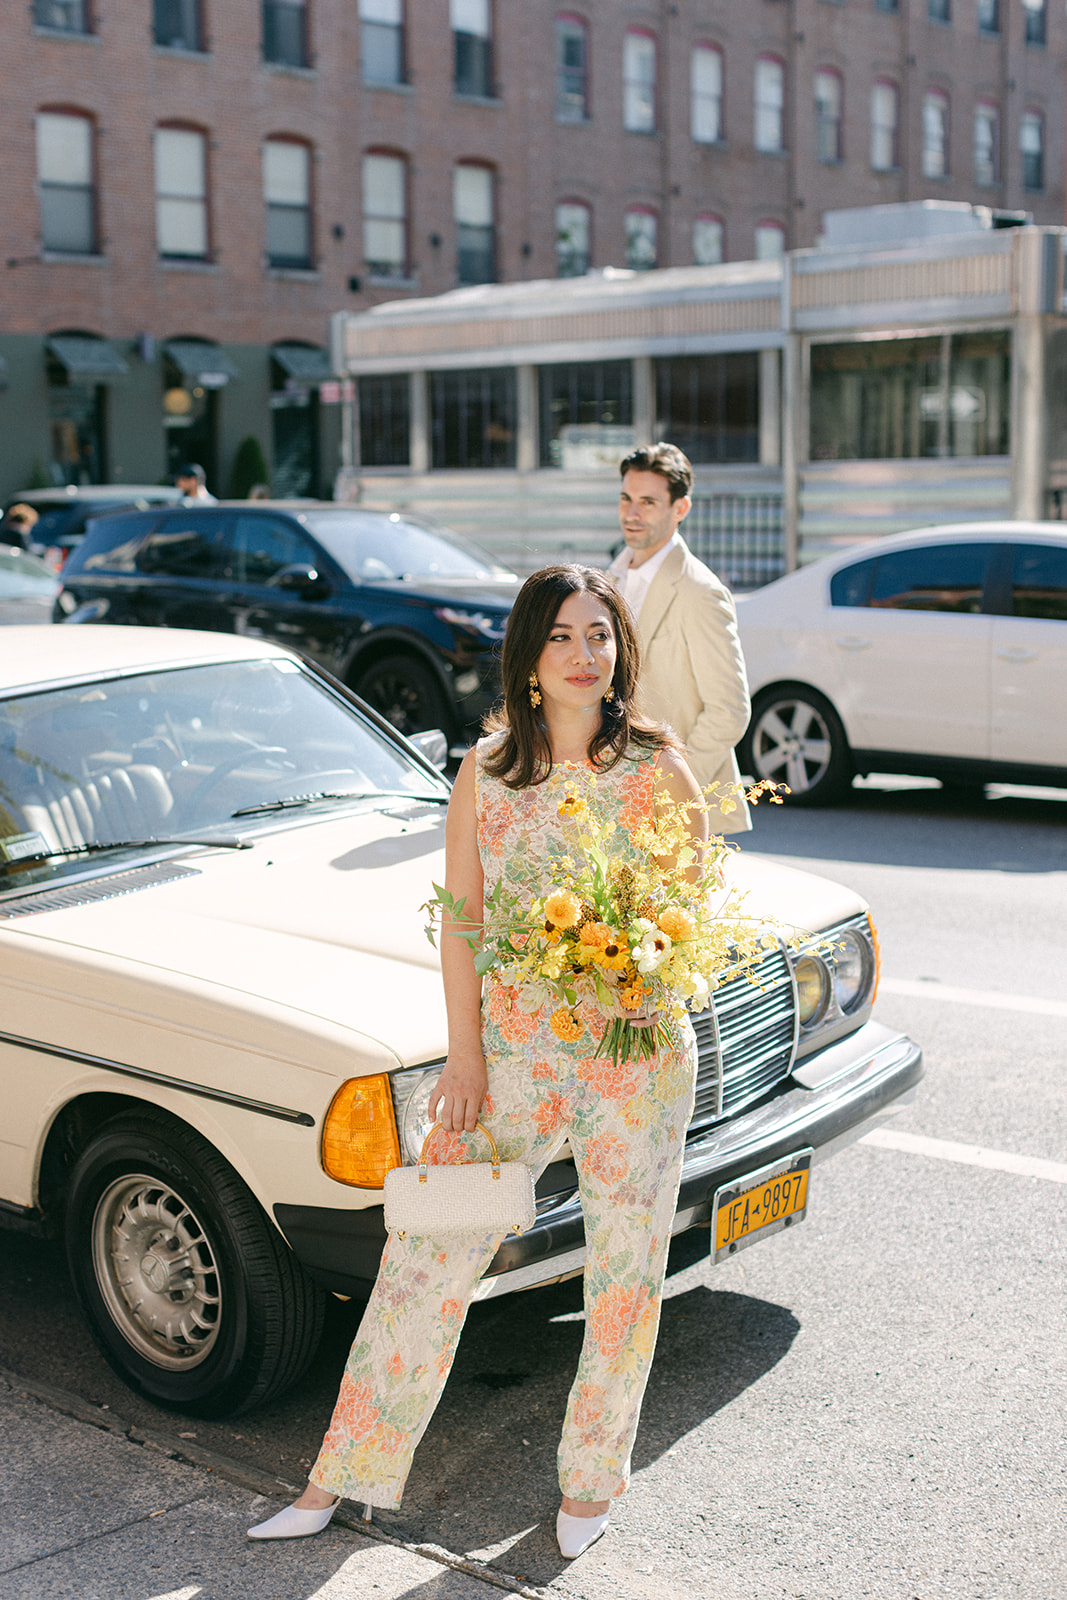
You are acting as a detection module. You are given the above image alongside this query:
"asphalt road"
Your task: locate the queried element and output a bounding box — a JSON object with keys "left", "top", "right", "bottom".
{"left": 1, "top": 777, "right": 1065, "bottom": 1600}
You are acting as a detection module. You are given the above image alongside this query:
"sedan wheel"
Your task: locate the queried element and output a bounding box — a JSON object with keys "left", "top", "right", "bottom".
{"left": 66, "top": 1110, "right": 325, "bottom": 1417}
{"left": 742, "top": 688, "right": 853, "bottom": 805}
{"left": 354, "top": 653, "right": 450, "bottom": 740}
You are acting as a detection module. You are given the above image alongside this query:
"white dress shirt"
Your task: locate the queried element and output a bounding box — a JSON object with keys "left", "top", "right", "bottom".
{"left": 608, "top": 532, "right": 682, "bottom": 619}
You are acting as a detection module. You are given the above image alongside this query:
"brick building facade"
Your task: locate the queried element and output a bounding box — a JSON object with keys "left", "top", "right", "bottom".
{"left": 1, "top": 0, "right": 1063, "bottom": 503}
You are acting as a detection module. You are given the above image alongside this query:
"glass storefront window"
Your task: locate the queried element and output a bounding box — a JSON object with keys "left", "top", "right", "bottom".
{"left": 654, "top": 354, "right": 759, "bottom": 464}
{"left": 46, "top": 358, "right": 106, "bottom": 485}
{"left": 359, "top": 373, "right": 411, "bottom": 466}
{"left": 809, "top": 332, "right": 1010, "bottom": 460}
{"left": 538, "top": 361, "right": 633, "bottom": 468}
{"left": 430, "top": 368, "right": 515, "bottom": 468}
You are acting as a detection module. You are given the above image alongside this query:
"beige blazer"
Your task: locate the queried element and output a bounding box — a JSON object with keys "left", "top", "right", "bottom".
{"left": 612, "top": 538, "right": 752, "bottom": 833}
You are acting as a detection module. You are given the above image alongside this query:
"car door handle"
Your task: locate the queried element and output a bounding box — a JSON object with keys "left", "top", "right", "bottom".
{"left": 995, "top": 647, "right": 1038, "bottom": 663}
{"left": 834, "top": 635, "right": 871, "bottom": 651}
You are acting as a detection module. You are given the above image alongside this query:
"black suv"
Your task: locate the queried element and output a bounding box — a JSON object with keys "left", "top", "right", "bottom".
{"left": 57, "top": 503, "right": 519, "bottom": 741}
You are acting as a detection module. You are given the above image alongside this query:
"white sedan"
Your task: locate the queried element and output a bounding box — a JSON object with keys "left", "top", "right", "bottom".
{"left": 0, "top": 628, "right": 920, "bottom": 1417}
{"left": 736, "top": 522, "right": 1067, "bottom": 804}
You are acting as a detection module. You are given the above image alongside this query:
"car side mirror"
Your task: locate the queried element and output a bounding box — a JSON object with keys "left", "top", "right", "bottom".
{"left": 272, "top": 564, "right": 330, "bottom": 599}
{"left": 408, "top": 728, "right": 449, "bottom": 771}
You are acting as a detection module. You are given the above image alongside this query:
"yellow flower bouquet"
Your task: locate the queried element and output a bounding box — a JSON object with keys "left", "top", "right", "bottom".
{"left": 426, "top": 764, "right": 785, "bottom": 1065}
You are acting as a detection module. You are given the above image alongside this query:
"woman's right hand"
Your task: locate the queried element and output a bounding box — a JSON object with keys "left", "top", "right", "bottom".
{"left": 428, "top": 1051, "right": 489, "bottom": 1133}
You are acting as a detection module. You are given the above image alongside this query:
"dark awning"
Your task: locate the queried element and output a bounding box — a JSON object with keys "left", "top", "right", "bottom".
{"left": 163, "top": 340, "right": 242, "bottom": 386}
{"left": 46, "top": 334, "right": 129, "bottom": 381}
{"left": 271, "top": 343, "right": 333, "bottom": 383}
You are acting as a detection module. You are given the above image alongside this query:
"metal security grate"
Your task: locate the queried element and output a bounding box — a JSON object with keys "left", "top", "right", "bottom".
{"left": 690, "top": 947, "right": 797, "bottom": 1130}
{"left": 0, "top": 862, "right": 200, "bottom": 918}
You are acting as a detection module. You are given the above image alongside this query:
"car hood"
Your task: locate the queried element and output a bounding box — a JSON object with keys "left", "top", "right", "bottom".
{"left": 363, "top": 575, "right": 518, "bottom": 611}
{"left": 3, "top": 805, "right": 865, "bottom": 1070}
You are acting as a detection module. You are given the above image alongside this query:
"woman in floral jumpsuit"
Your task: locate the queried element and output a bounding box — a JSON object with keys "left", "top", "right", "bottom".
{"left": 249, "top": 566, "right": 708, "bottom": 1558}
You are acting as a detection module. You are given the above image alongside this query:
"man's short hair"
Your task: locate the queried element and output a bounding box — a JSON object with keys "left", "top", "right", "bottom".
{"left": 6, "top": 503, "right": 39, "bottom": 528}
{"left": 619, "top": 442, "right": 693, "bottom": 503}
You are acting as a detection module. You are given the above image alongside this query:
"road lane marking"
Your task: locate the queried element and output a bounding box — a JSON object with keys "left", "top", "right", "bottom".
{"left": 880, "top": 977, "right": 1067, "bottom": 1018}
{"left": 862, "top": 1128, "right": 1067, "bottom": 1184}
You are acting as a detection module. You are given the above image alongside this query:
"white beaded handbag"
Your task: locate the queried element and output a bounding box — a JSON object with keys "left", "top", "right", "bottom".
{"left": 383, "top": 1122, "right": 536, "bottom": 1241}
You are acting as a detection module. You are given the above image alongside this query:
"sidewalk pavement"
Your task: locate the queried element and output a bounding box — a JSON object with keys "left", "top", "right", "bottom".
{"left": 0, "top": 1373, "right": 545, "bottom": 1600}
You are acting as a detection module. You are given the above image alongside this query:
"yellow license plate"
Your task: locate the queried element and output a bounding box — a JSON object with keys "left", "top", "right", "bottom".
{"left": 712, "top": 1150, "right": 812, "bottom": 1262}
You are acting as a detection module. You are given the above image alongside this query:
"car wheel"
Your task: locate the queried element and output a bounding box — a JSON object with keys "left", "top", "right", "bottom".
{"left": 741, "top": 687, "right": 853, "bottom": 805}
{"left": 353, "top": 653, "right": 451, "bottom": 740}
{"left": 65, "top": 1109, "right": 326, "bottom": 1418}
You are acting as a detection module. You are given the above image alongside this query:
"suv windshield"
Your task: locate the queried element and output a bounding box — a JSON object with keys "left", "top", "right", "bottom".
{"left": 305, "top": 512, "right": 513, "bottom": 582}
{"left": 0, "top": 658, "right": 446, "bottom": 890}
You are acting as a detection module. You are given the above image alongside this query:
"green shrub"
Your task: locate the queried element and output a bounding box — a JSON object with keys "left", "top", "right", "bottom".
{"left": 229, "top": 435, "right": 270, "bottom": 499}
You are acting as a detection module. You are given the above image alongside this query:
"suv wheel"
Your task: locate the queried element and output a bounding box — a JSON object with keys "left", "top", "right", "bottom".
{"left": 65, "top": 1110, "right": 325, "bottom": 1417}
{"left": 353, "top": 653, "right": 450, "bottom": 740}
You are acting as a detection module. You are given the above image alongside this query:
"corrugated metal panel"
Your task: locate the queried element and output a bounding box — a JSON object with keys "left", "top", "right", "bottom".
{"left": 792, "top": 251, "right": 1012, "bottom": 315}
{"left": 798, "top": 457, "right": 1012, "bottom": 563}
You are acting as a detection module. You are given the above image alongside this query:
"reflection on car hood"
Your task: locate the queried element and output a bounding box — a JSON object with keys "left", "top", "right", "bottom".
{"left": 3, "top": 807, "right": 865, "bottom": 1071}
{"left": 365, "top": 575, "right": 518, "bottom": 608}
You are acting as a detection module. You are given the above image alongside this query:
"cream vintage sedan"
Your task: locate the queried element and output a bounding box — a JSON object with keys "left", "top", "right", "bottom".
{"left": 0, "top": 628, "right": 921, "bottom": 1417}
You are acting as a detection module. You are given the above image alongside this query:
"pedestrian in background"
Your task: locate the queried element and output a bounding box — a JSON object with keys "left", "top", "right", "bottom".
{"left": 2, "top": 504, "right": 39, "bottom": 550}
{"left": 175, "top": 463, "right": 217, "bottom": 503}
{"left": 608, "top": 443, "right": 752, "bottom": 833}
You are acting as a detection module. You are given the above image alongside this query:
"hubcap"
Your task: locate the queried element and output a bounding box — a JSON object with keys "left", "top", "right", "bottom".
{"left": 752, "top": 700, "right": 833, "bottom": 794}
{"left": 92, "top": 1174, "right": 222, "bottom": 1370}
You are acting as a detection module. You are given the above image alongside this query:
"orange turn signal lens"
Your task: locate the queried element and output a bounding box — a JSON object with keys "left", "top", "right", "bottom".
{"left": 321, "top": 1074, "right": 402, "bottom": 1188}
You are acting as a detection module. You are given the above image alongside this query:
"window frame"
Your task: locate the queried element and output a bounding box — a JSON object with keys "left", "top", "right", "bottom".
{"left": 813, "top": 67, "right": 844, "bottom": 163}
{"left": 359, "top": 0, "right": 406, "bottom": 86}
{"left": 973, "top": 101, "right": 999, "bottom": 187}
{"left": 36, "top": 108, "right": 98, "bottom": 257}
{"left": 690, "top": 42, "right": 724, "bottom": 145}
{"left": 154, "top": 123, "right": 210, "bottom": 261}
{"left": 263, "top": 136, "right": 314, "bottom": 271}
{"left": 1020, "top": 109, "right": 1044, "bottom": 191}
{"left": 754, "top": 55, "right": 786, "bottom": 154}
{"left": 451, "top": 0, "right": 493, "bottom": 98}
{"left": 622, "top": 28, "right": 657, "bottom": 134}
{"left": 555, "top": 199, "right": 591, "bottom": 278}
{"left": 870, "top": 78, "right": 900, "bottom": 171}
{"left": 153, "top": 0, "right": 203, "bottom": 51}
{"left": 921, "top": 88, "right": 950, "bottom": 179}
{"left": 33, "top": 0, "right": 92, "bottom": 34}
{"left": 453, "top": 161, "right": 496, "bottom": 286}
{"left": 624, "top": 205, "right": 658, "bottom": 271}
{"left": 693, "top": 212, "right": 725, "bottom": 267}
{"left": 1022, "top": 0, "right": 1046, "bottom": 48}
{"left": 754, "top": 220, "right": 786, "bottom": 261}
{"left": 361, "top": 148, "right": 409, "bottom": 280}
{"left": 555, "top": 14, "right": 590, "bottom": 123}
{"left": 262, "top": 0, "right": 310, "bottom": 70}
{"left": 977, "top": 0, "right": 999, "bottom": 34}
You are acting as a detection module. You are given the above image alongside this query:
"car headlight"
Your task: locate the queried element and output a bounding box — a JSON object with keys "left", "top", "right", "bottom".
{"left": 794, "top": 954, "right": 831, "bottom": 1027}
{"left": 831, "top": 927, "right": 876, "bottom": 1013}
{"left": 390, "top": 1062, "right": 443, "bottom": 1163}
{"left": 434, "top": 606, "right": 506, "bottom": 640}
{"left": 321, "top": 1074, "right": 402, "bottom": 1188}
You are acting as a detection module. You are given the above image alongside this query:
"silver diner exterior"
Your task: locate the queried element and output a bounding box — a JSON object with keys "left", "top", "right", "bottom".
{"left": 331, "top": 216, "right": 1067, "bottom": 585}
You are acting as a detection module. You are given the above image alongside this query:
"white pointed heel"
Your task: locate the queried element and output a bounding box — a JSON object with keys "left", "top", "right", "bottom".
{"left": 556, "top": 1507, "right": 610, "bottom": 1558}
{"left": 247, "top": 1500, "right": 339, "bottom": 1540}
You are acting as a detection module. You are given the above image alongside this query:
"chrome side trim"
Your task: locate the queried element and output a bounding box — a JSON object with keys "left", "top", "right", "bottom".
{"left": 0, "top": 1027, "right": 317, "bottom": 1128}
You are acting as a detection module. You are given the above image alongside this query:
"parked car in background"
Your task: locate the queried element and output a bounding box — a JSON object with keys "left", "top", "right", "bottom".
{"left": 0, "top": 627, "right": 921, "bottom": 1416}
{"left": 0, "top": 486, "right": 184, "bottom": 568}
{"left": 736, "top": 523, "right": 1067, "bottom": 803}
{"left": 0, "top": 546, "right": 60, "bottom": 625}
{"left": 56, "top": 503, "right": 519, "bottom": 743}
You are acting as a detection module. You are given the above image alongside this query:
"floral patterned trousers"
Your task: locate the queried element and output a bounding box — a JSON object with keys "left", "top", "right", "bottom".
{"left": 310, "top": 998, "right": 697, "bottom": 1509}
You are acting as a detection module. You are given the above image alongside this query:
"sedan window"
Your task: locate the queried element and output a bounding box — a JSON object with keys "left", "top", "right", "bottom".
{"left": 1011, "top": 543, "right": 1067, "bottom": 621}
{"left": 226, "top": 515, "right": 321, "bottom": 585}
{"left": 869, "top": 543, "right": 991, "bottom": 613}
{"left": 829, "top": 558, "right": 877, "bottom": 608}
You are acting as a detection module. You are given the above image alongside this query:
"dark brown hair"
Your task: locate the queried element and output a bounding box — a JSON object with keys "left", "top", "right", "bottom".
{"left": 619, "top": 441, "right": 693, "bottom": 503}
{"left": 483, "top": 564, "right": 677, "bottom": 789}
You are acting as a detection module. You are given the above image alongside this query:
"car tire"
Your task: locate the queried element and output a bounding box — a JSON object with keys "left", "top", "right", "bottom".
{"left": 65, "top": 1109, "right": 326, "bottom": 1418}
{"left": 741, "top": 686, "right": 854, "bottom": 806}
{"left": 353, "top": 652, "right": 451, "bottom": 741}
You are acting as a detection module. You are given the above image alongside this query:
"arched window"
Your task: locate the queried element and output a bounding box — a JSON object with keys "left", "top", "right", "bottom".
{"left": 754, "top": 56, "right": 785, "bottom": 152}
{"left": 690, "top": 44, "right": 723, "bottom": 144}
{"left": 556, "top": 15, "right": 589, "bottom": 122}
{"left": 263, "top": 139, "right": 312, "bottom": 269}
{"left": 362, "top": 151, "right": 408, "bottom": 278}
{"left": 36, "top": 110, "right": 96, "bottom": 255}
{"left": 623, "top": 30, "right": 656, "bottom": 132}
{"left": 624, "top": 206, "right": 657, "bottom": 271}
{"left": 870, "top": 80, "right": 899, "bottom": 170}
{"left": 1020, "top": 110, "right": 1044, "bottom": 190}
{"left": 922, "top": 89, "right": 949, "bottom": 178}
{"left": 814, "top": 69, "right": 843, "bottom": 163}
{"left": 556, "top": 201, "right": 591, "bottom": 276}
{"left": 754, "top": 220, "right": 785, "bottom": 261}
{"left": 154, "top": 126, "right": 209, "bottom": 259}
{"left": 454, "top": 162, "right": 495, "bottom": 284}
{"left": 974, "top": 102, "right": 998, "bottom": 187}
{"left": 693, "top": 214, "right": 724, "bottom": 266}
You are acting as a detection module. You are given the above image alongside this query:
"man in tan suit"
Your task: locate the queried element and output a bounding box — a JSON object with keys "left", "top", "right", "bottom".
{"left": 608, "top": 443, "right": 751, "bottom": 832}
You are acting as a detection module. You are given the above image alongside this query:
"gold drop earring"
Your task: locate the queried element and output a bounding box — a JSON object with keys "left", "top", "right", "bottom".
{"left": 528, "top": 671, "right": 542, "bottom": 708}
{"left": 603, "top": 684, "right": 615, "bottom": 702}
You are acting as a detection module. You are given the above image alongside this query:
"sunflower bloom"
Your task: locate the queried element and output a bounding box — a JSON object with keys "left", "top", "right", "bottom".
{"left": 544, "top": 889, "right": 581, "bottom": 931}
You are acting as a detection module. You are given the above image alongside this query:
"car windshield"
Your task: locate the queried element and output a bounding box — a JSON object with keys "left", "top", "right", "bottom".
{"left": 0, "top": 549, "right": 57, "bottom": 594}
{"left": 0, "top": 657, "right": 446, "bottom": 891}
{"left": 305, "top": 511, "right": 513, "bottom": 582}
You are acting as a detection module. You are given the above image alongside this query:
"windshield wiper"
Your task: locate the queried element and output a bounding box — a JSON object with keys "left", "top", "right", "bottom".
{"left": 231, "top": 789, "right": 447, "bottom": 819}
{"left": 0, "top": 837, "right": 252, "bottom": 873}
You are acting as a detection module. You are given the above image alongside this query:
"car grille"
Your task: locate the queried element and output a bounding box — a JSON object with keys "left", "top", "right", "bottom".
{"left": 689, "top": 946, "right": 797, "bottom": 1131}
